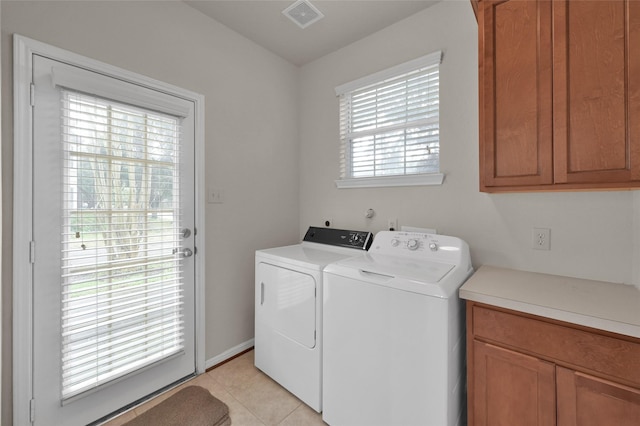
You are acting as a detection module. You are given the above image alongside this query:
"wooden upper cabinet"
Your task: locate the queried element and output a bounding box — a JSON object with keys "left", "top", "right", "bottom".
{"left": 480, "top": 0, "right": 553, "bottom": 189}
{"left": 479, "top": 0, "right": 640, "bottom": 192}
{"left": 553, "top": 0, "right": 640, "bottom": 184}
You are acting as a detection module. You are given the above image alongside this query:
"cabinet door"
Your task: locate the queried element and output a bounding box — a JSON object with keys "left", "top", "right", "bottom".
{"left": 479, "top": 0, "right": 553, "bottom": 189}
{"left": 557, "top": 367, "right": 640, "bottom": 426}
{"left": 553, "top": 0, "right": 640, "bottom": 184}
{"left": 472, "top": 341, "right": 556, "bottom": 426}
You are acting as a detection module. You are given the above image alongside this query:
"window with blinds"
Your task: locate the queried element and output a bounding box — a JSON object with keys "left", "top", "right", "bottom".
{"left": 60, "top": 90, "right": 185, "bottom": 400}
{"left": 335, "top": 51, "right": 443, "bottom": 188}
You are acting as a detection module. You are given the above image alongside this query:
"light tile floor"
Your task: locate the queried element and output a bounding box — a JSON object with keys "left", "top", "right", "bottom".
{"left": 103, "top": 350, "right": 326, "bottom": 426}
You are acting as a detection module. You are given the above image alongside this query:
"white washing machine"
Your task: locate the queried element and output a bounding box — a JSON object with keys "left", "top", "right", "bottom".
{"left": 322, "top": 231, "right": 473, "bottom": 426}
{"left": 255, "top": 227, "right": 373, "bottom": 412}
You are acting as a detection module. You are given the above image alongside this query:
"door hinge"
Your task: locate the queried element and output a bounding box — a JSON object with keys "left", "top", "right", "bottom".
{"left": 30, "top": 83, "right": 35, "bottom": 107}
{"left": 30, "top": 398, "right": 35, "bottom": 422}
{"left": 29, "top": 241, "right": 36, "bottom": 264}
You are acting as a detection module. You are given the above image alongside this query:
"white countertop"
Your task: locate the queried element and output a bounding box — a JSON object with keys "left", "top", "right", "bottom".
{"left": 459, "top": 265, "right": 640, "bottom": 339}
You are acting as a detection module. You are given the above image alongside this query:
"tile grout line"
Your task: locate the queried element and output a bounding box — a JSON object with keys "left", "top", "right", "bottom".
{"left": 207, "top": 370, "right": 268, "bottom": 426}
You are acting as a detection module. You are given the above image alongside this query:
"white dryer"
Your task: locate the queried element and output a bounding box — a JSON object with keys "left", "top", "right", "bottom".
{"left": 322, "top": 231, "right": 473, "bottom": 426}
{"left": 255, "top": 227, "right": 372, "bottom": 412}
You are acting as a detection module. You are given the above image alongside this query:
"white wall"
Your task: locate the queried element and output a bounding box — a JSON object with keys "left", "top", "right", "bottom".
{"left": 0, "top": 3, "right": 3, "bottom": 423}
{"left": 1, "top": 1, "right": 299, "bottom": 422}
{"left": 299, "top": 0, "right": 639, "bottom": 286}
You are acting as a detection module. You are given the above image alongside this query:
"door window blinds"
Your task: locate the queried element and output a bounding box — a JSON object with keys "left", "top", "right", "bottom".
{"left": 60, "top": 90, "right": 185, "bottom": 400}
{"left": 336, "top": 52, "right": 441, "bottom": 181}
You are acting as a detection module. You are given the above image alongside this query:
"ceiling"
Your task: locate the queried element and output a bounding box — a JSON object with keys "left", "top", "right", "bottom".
{"left": 183, "top": 1, "right": 440, "bottom": 66}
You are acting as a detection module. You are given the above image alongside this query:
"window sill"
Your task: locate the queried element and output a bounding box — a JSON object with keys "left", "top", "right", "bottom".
{"left": 335, "top": 173, "right": 445, "bottom": 189}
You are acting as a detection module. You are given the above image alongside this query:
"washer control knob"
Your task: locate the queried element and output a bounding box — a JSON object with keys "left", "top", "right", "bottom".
{"left": 391, "top": 238, "right": 400, "bottom": 247}
{"left": 429, "top": 243, "right": 438, "bottom": 251}
{"left": 407, "top": 239, "right": 420, "bottom": 251}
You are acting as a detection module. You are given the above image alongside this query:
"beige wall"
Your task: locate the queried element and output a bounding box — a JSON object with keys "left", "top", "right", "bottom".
{"left": 299, "top": 0, "right": 639, "bottom": 285}
{"left": 2, "top": 1, "right": 300, "bottom": 422}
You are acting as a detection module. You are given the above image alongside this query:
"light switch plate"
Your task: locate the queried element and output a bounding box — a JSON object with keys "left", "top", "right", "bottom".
{"left": 208, "top": 189, "right": 224, "bottom": 204}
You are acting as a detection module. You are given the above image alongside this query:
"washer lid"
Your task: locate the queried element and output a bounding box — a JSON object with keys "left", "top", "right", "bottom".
{"left": 339, "top": 253, "right": 455, "bottom": 282}
{"left": 324, "top": 253, "right": 458, "bottom": 297}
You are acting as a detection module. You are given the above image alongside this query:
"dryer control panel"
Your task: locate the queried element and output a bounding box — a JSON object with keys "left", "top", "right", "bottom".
{"left": 303, "top": 227, "right": 373, "bottom": 250}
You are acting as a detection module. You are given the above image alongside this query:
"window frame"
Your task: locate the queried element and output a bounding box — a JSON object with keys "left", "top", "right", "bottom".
{"left": 334, "top": 51, "right": 445, "bottom": 189}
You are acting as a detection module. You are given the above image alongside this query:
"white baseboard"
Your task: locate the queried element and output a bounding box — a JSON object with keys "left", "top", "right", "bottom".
{"left": 205, "top": 338, "right": 255, "bottom": 370}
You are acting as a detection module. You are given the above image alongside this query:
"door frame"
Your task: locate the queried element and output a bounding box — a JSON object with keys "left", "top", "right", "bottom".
{"left": 13, "top": 34, "right": 206, "bottom": 425}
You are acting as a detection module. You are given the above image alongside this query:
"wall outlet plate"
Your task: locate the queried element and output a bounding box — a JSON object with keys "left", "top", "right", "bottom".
{"left": 532, "top": 227, "right": 551, "bottom": 250}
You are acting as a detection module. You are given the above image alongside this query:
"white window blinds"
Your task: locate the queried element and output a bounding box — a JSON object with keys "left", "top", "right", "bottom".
{"left": 60, "top": 90, "right": 185, "bottom": 400}
{"left": 335, "top": 52, "right": 442, "bottom": 187}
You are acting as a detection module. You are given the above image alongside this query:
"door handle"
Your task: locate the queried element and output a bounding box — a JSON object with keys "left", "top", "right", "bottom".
{"left": 261, "top": 282, "right": 265, "bottom": 305}
{"left": 181, "top": 248, "right": 193, "bottom": 258}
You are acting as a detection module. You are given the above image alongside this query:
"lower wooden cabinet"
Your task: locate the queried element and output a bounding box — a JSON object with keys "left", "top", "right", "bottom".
{"left": 467, "top": 302, "right": 640, "bottom": 426}
{"left": 473, "top": 342, "right": 555, "bottom": 426}
{"left": 557, "top": 367, "right": 640, "bottom": 426}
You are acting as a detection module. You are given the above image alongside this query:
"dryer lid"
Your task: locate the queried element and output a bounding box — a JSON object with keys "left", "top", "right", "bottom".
{"left": 257, "top": 243, "right": 361, "bottom": 271}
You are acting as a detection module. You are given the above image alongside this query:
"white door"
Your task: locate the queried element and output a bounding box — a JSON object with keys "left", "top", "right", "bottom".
{"left": 31, "top": 55, "right": 196, "bottom": 425}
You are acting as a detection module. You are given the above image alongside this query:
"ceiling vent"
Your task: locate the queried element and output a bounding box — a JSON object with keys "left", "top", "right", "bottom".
{"left": 282, "top": 0, "right": 325, "bottom": 29}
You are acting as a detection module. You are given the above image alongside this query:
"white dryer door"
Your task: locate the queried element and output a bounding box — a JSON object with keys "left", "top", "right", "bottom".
{"left": 257, "top": 263, "right": 317, "bottom": 348}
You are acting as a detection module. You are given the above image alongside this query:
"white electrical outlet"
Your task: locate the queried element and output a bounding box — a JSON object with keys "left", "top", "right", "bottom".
{"left": 388, "top": 218, "right": 398, "bottom": 231}
{"left": 532, "top": 227, "right": 551, "bottom": 250}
